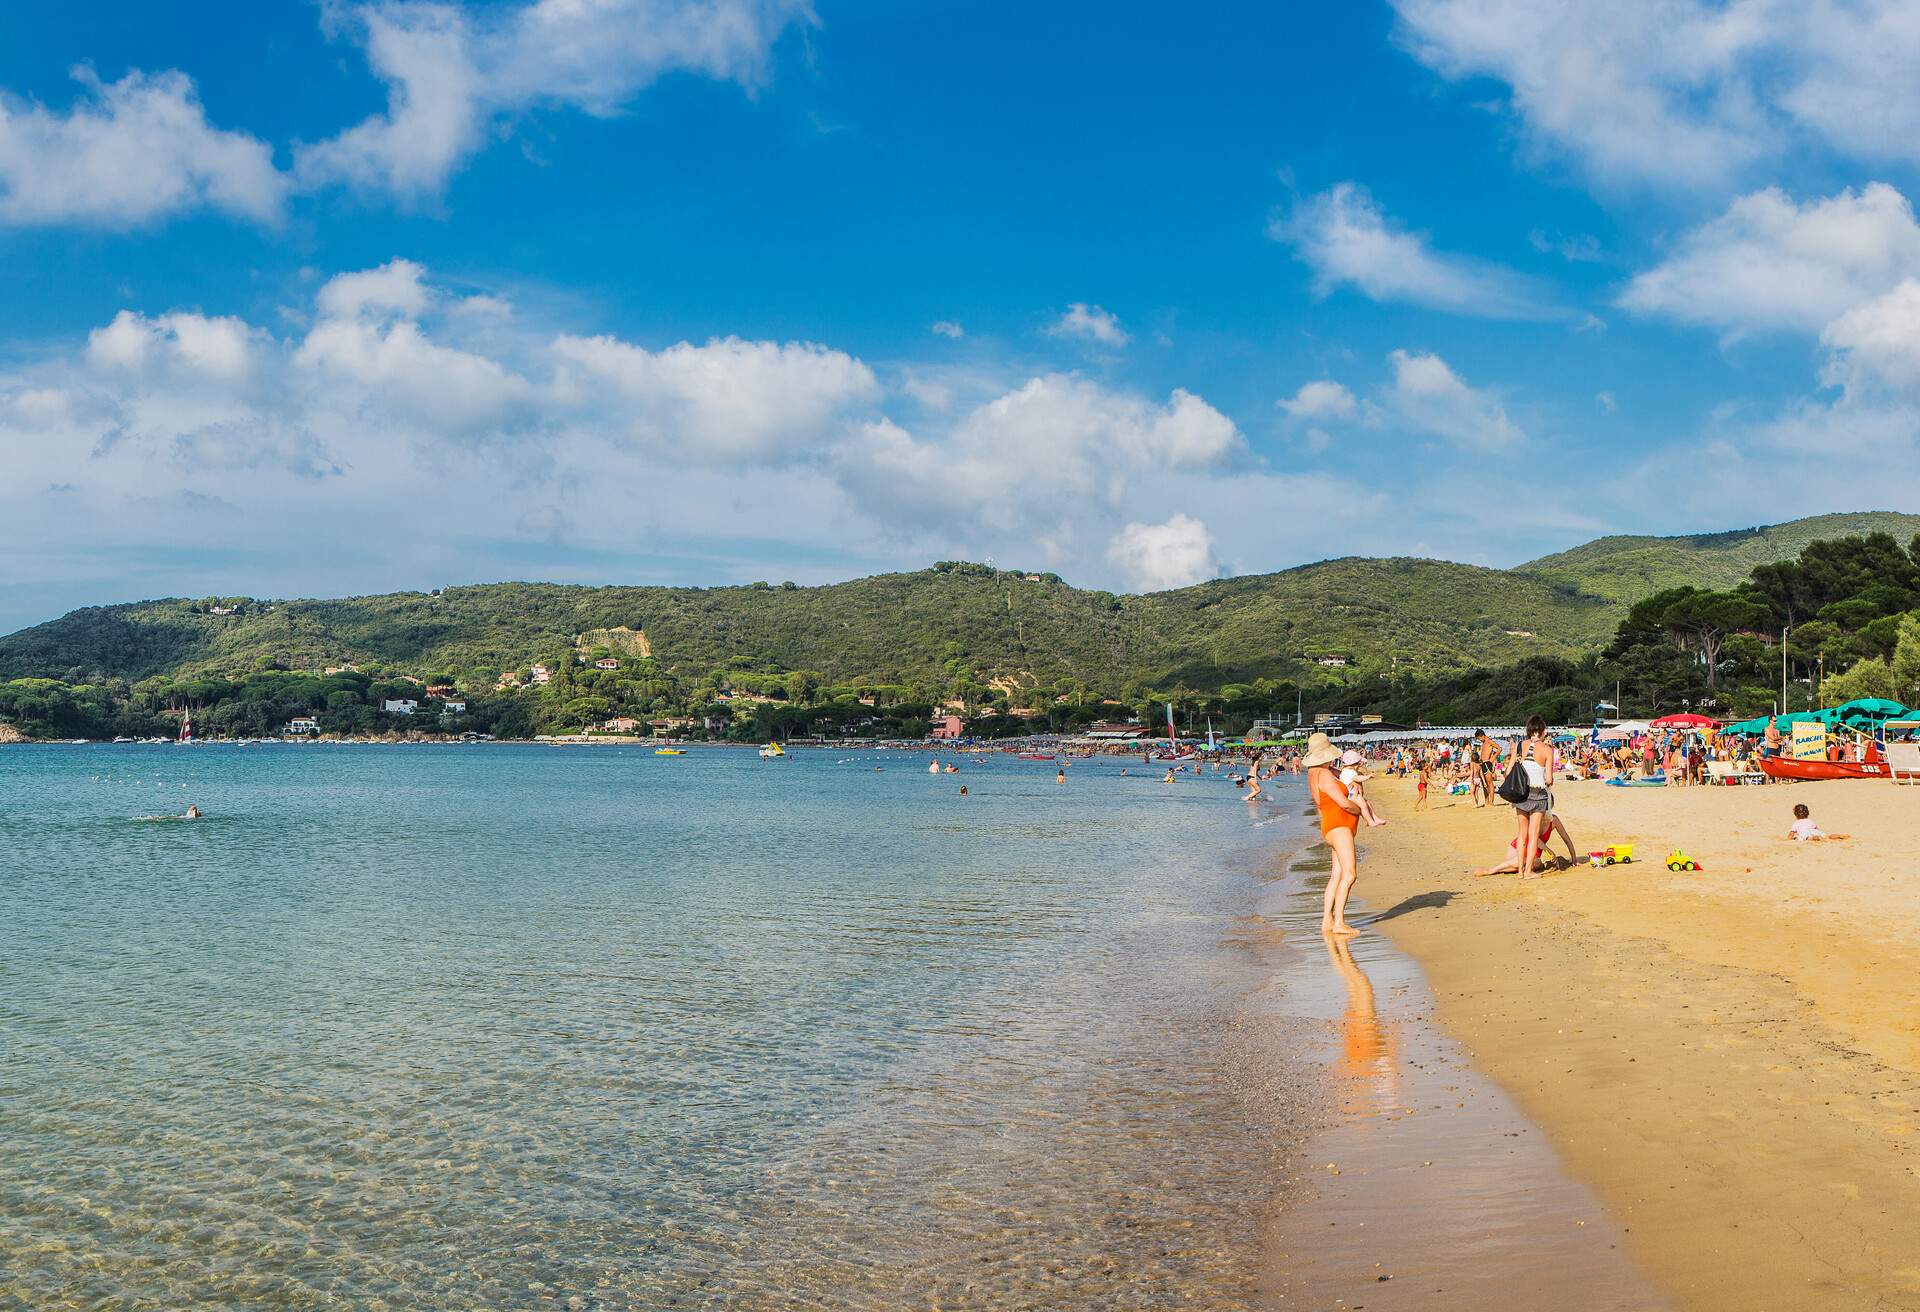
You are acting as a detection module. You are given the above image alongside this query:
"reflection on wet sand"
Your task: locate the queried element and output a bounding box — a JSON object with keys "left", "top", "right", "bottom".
{"left": 1261, "top": 837, "right": 1667, "bottom": 1311}
{"left": 1326, "top": 935, "right": 1398, "bottom": 1115}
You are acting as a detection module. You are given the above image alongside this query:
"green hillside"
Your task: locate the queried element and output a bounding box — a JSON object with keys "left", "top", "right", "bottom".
{"left": 1, "top": 511, "right": 1911, "bottom": 702}
{"left": 1518, "top": 511, "right": 1920, "bottom": 604}
{"left": 0, "top": 557, "right": 1612, "bottom": 693}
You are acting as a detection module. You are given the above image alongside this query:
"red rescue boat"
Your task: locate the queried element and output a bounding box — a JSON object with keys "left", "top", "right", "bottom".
{"left": 1759, "top": 743, "right": 1889, "bottom": 781}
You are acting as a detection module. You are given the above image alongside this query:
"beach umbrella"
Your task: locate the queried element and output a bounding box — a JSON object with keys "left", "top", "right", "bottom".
{"left": 1719, "top": 715, "right": 1770, "bottom": 735}
{"left": 1835, "top": 697, "right": 1911, "bottom": 728}
{"left": 1650, "top": 712, "right": 1719, "bottom": 729}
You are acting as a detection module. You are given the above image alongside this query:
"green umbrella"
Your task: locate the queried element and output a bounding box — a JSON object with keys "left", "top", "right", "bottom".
{"left": 1836, "top": 697, "right": 1911, "bottom": 728}
{"left": 1776, "top": 709, "right": 1839, "bottom": 728}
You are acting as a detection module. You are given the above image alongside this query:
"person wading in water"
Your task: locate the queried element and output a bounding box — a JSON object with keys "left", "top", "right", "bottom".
{"left": 1304, "top": 732, "right": 1363, "bottom": 935}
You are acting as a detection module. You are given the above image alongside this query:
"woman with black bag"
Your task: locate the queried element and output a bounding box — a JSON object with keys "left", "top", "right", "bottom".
{"left": 1504, "top": 716, "right": 1554, "bottom": 880}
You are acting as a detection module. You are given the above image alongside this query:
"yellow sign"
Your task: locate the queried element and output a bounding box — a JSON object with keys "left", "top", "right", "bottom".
{"left": 1791, "top": 721, "right": 1827, "bottom": 761}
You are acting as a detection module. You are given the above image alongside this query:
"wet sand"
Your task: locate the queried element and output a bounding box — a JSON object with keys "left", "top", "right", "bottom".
{"left": 1252, "top": 838, "right": 1665, "bottom": 1309}
{"left": 1345, "top": 775, "right": 1920, "bottom": 1311}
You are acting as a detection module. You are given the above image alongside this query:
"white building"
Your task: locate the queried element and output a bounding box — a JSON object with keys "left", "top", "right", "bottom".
{"left": 285, "top": 716, "right": 319, "bottom": 736}
{"left": 384, "top": 699, "right": 418, "bottom": 715}
{"left": 440, "top": 700, "right": 467, "bottom": 715}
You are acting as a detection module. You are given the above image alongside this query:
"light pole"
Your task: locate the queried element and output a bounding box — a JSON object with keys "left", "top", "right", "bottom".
{"left": 1782, "top": 624, "right": 1790, "bottom": 713}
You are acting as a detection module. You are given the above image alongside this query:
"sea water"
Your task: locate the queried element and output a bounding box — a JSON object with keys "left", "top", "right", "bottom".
{"left": 0, "top": 744, "right": 1310, "bottom": 1310}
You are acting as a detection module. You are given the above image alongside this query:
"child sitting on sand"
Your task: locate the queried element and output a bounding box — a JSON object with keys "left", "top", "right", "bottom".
{"left": 1788, "top": 802, "right": 1849, "bottom": 842}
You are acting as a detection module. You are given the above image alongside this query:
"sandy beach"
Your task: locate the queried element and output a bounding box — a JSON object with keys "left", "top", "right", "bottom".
{"left": 1345, "top": 773, "right": 1920, "bottom": 1310}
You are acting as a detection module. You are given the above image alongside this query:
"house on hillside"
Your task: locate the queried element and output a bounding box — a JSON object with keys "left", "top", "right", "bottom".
{"left": 384, "top": 699, "right": 418, "bottom": 715}
{"left": 529, "top": 665, "right": 553, "bottom": 685}
{"left": 595, "top": 658, "right": 620, "bottom": 670}
{"left": 425, "top": 683, "right": 455, "bottom": 698}
{"left": 929, "top": 715, "right": 966, "bottom": 740}
{"left": 650, "top": 717, "right": 698, "bottom": 735}
{"left": 1314, "top": 655, "right": 1351, "bottom": 668}
{"left": 439, "top": 700, "right": 467, "bottom": 715}
{"left": 285, "top": 716, "right": 319, "bottom": 736}
{"left": 601, "top": 717, "right": 640, "bottom": 733}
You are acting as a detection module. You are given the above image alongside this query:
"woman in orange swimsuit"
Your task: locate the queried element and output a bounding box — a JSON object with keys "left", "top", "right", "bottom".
{"left": 1304, "top": 732, "right": 1362, "bottom": 935}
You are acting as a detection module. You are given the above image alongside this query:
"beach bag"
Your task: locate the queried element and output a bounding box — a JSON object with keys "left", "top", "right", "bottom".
{"left": 1496, "top": 755, "right": 1531, "bottom": 804}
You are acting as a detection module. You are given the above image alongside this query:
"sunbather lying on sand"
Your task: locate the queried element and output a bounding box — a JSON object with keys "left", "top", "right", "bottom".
{"left": 1474, "top": 811, "right": 1578, "bottom": 876}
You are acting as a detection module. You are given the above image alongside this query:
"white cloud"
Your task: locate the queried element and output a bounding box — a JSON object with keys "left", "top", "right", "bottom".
{"left": 1272, "top": 182, "right": 1556, "bottom": 320}
{"left": 552, "top": 333, "right": 879, "bottom": 461}
{"left": 86, "top": 310, "right": 260, "bottom": 384}
{"left": 1046, "top": 303, "right": 1130, "bottom": 348}
{"left": 295, "top": 6, "right": 485, "bottom": 197}
{"left": 12, "top": 259, "right": 1595, "bottom": 629}
{"left": 0, "top": 67, "right": 283, "bottom": 227}
{"left": 930, "top": 320, "right": 965, "bottom": 339}
{"left": 1277, "top": 379, "right": 1358, "bottom": 422}
{"left": 1386, "top": 349, "right": 1524, "bottom": 448}
{"left": 1619, "top": 184, "right": 1920, "bottom": 335}
{"left": 1106, "top": 514, "right": 1218, "bottom": 592}
{"left": 315, "top": 258, "right": 435, "bottom": 320}
{"left": 1596, "top": 390, "right": 1616, "bottom": 414}
{"left": 1819, "top": 278, "right": 1920, "bottom": 394}
{"left": 833, "top": 375, "right": 1241, "bottom": 538}
{"left": 1392, "top": 0, "right": 1920, "bottom": 190}
{"left": 296, "top": 317, "right": 533, "bottom": 433}
{"left": 0, "top": 1, "right": 812, "bottom": 230}
{"left": 297, "top": 0, "right": 811, "bottom": 198}
{"left": 1529, "top": 229, "right": 1602, "bottom": 262}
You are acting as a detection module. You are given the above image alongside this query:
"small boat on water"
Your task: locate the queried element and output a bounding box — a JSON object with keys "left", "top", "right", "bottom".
{"left": 1017, "top": 753, "right": 1054, "bottom": 761}
{"left": 1152, "top": 702, "right": 1195, "bottom": 762}
{"left": 760, "top": 742, "right": 786, "bottom": 759}
{"left": 654, "top": 748, "right": 687, "bottom": 756}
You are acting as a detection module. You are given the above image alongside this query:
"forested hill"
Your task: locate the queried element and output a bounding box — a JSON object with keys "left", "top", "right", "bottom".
{"left": 3, "top": 512, "right": 1913, "bottom": 694}
{"left": 0, "top": 557, "right": 1614, "bottom": 692}
{"left": 1517, "top": 512, "right": 1920, "bottom": 604}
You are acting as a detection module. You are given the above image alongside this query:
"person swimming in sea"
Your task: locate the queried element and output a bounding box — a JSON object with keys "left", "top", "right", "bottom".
{"left": 1162, "top": 767, "right": 1176, "bottom": 784}
{"left": 1056, "top": 769, "right": 1066, "bottom": 784}
{"left": 136, "top": 803, "right": 201, "bottom": 822}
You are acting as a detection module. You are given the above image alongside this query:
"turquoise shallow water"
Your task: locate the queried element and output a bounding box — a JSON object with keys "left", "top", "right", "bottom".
{"left": 0, "top": 744, "right": 1306, "bottom": 1310}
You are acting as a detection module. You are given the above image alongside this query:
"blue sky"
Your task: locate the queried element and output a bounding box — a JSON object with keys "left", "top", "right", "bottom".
{"left": 4, "top": 1, "right": 1920, "bottom": 634}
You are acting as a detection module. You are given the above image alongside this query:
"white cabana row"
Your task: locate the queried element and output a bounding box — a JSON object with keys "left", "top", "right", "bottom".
{"left": 1328, "top": 725, "right": 1533, "bottom": 745}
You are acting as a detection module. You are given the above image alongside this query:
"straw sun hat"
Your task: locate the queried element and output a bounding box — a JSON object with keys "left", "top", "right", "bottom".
{"left": 1300, "top": 731, "right": 1341, "bottom": 769}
